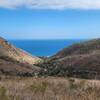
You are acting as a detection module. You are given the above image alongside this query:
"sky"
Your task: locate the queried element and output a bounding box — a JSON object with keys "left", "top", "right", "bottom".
{"left": 0, "top": 0, "right": 100, "bottom": 39}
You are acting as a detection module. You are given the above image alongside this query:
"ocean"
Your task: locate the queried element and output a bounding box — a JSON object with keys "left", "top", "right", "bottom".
{"left": 9, "top": 40, "right": 85, "bottom": 57}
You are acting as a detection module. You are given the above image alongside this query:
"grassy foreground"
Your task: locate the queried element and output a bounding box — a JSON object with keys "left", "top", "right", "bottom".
{"left": 0, "top": 76, "right": 100, "bottom": 100}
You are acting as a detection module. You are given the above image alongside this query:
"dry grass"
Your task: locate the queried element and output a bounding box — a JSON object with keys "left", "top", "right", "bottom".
{"left": 0, "top": 76, "right": 100, "bottom": 100}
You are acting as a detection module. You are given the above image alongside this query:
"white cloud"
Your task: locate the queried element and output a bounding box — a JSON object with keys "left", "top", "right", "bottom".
{"left": 0, "top": 0, "right": 100, "bottom": 10}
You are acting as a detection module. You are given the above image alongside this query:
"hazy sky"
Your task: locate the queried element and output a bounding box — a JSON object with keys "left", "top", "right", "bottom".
{"left": 0, "top": 0, "right": 100, "bottom": 39}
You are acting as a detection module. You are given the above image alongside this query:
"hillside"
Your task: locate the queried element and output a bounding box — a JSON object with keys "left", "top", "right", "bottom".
{"left": 1, "top": 37, "right": 100, "bottom": 79}
{"left": 51, "top": 39, "right": 100, "bottom": 59}
{"left": 0, "top": 77, "right": 99, "bottom": 100}
{"left": 0, "top": 37, "right": 41, "bottom": 65}
{"left": 0, "top": 37, "right": 42, "bottom": 76}
{"left": 38, "top": 39, "right": 100, "bottom": 79}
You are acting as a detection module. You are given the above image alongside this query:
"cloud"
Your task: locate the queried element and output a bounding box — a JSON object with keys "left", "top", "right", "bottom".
{"left": 0, "top": 0, "right": 100, "bottom": 10}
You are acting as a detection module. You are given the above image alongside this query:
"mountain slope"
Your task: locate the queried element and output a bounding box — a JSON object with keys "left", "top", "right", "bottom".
{"left": 0, "top": 37, "right": 41, "bottom": 65}
{"left": 0, "top": 37, "right": 42, "bottom": 76}
{"left": 52, "top": 39, "right": 100, "bottom": 59}
{"left": 38, "top": 39, "right": 100, "bottom": 79}
{"left": 1, "top": 37, "right": 100, "bottom": 79}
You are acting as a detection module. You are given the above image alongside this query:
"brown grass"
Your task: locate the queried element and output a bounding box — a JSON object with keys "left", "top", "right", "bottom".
{"left": 0, "top": 76, "right": 100, "bottom": 100}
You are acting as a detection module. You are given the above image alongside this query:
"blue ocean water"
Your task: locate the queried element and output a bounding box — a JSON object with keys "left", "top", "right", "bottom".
{"left": 9, "top": 40, "right": 85, "bottom": 56}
